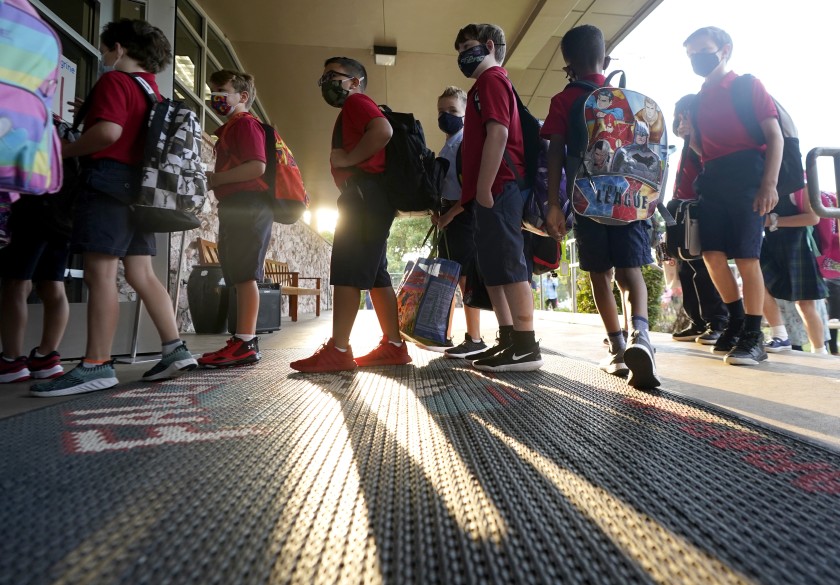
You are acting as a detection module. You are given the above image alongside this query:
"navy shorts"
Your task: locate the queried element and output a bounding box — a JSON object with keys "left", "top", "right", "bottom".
{"left": 696, "top": 150, "right": 765, "bottom": 259}
{"left": 474, "top": 181, "right": 529, "bottom": 286}
{"left": 72, "top": 160, "right": 156, "bottom": 257}
{"left": 574, "top": 215, "right": 653, "bottom": 274}
{"left": 218, "top": 191, "right": 274, "bottom": 285}
{"left": 330, "top": 174, "right": 396, "bottom": 289}
{"left": 437, "top": 201, "right": 476, "bottom": 269}
{"left": 0, "top": 197, "right": 70, "bottom": 281}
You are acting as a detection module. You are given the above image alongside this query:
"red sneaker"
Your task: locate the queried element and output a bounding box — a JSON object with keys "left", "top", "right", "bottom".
{"left": 198, "top": 336, "right": 260, "bottom": 368}
{"left": 354, "top": 336, "right": 412, "bottom": 367}
{"left": 290, "top": 339, "right": 357, "bottom": 373}
{"left": 0, "top": 355, "right": 30, "bottom": 383}
{"left": 27, "top": 348, "right": 64, "bottom": 379}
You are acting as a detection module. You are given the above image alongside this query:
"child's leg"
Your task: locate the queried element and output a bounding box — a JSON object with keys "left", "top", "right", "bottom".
{"left": 795, "top": 300, "right": 826, "bottom": 353}
{"left": 589, "top": 270, "right": 621, "bottom": 333}
{"left": 501, "top": 281, "right": 534, "bottom": 331}
{"left": 763, "top": 289, "right": 784, "bottom": 327}
{"left": 614, "top": 266, "right": 648, "bottom": 323}
{"left": 232, "top": 280, "right": 259, "bottom": 336}
{"left": 0, "top": 279, "right": 32, "bottom": 357}
{"left": 122, "top": 255, "right": 179, "bottom": 343}
{"left": 83, "top": 252, "right": 121, "bottom": 361}
{"left": 368, "top": 285, "right": 400, "bottom": 343}
{"left": 333, "top": 285, "right": 362, "bottom": 348}
{"left": 34, "top": 280, "right": 69, "bottom": 354}
{"left": 703, "top": 251, "right": 740, "bottom": 302}
{"left": 733, "top": 258, "right": 764, "bottom": 319}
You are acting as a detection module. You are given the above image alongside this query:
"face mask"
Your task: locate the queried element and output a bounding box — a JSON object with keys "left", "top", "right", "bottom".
{"left": 98, "top": 62, "right": 114, "bottom": 78}
{"left": 438, "top": 112, "right": 464, "bottom": 135}
{"left": 457, "top": 44, "right": 490, "bottom": 78}
{"left": 690, "top": 51, "right": 720, "bottom": 77}
{"left": 210, "top": 93, "right": 238, "bottom": 117}
{"left": 321, "top": 79, "right": 350, "bottom": 108}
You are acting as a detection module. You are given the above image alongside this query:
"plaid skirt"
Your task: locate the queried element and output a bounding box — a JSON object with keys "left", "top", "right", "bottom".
{"left": 761, "top": 227, "right": 828, "bottom": 301}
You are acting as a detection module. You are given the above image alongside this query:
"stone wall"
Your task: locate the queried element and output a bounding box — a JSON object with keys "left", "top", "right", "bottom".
{"left": 170, "top": 135, "right": 333, "bottom": 333}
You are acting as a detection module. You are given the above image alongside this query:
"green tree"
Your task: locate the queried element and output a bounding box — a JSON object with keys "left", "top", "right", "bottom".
{"left": 575, "top": 265, "right": 665, "bottom": 330}
{"left": 386, "top": 216, "right": 434, "bottom": 272}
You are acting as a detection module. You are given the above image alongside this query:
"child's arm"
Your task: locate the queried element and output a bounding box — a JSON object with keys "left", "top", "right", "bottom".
{"left": 330, "top": 117, "right": 392, "bottom": 168}
{"left": 545, "top": 135, "right": 568, "bottom": 239}
{"left": 771, "top": 189, "right": 819, "bottom": 228}
{"left": 475, "top": 120, "right": 507, "bottom": 208}
{"left": 208, "top": 160, "right": 266, "bottom": 190}
{"left": 754, "top": 117, "right": 783, "bottom": 215}
{"left": 61, "top": 122, "right": 122, "bottom": 158}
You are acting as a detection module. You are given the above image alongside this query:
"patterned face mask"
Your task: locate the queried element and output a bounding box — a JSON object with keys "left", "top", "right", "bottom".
{"left": 210, "top": 92, "right": 239, "bottom": 116}
{"left": 320, "top": 79, "right": 350, "bottom": 108}
{"left": 457, "top": 44, "right": 490, "bottom": 78}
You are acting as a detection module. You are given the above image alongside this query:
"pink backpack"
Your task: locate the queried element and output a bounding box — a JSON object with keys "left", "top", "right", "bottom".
{"left": 0, "top": 0, "right": 63, "bottom": 195}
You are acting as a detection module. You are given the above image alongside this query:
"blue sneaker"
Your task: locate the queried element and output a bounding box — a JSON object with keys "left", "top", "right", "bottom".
{"left": 765, "top": 337, "right": 792, "bottom": 353}
{"left": 142, "top": 343, "right": 198, "bottom": 381}
{"left": 30, "top": 362, "right": 118, "bottom": 397}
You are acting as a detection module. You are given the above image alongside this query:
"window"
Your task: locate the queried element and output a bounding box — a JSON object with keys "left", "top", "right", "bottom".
{"left": 36, "top": 0, "right": 97, "bottom": 44}
{"left": 174, "top": 0, "right": 270, "bottom": 132}
{"left": 115, "top": 0, "right": 147, "bottom": 21}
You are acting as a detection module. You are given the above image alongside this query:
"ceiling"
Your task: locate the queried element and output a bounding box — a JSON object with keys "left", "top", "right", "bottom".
{"left": 196, "top": 0, "right": 663, "bottom": 215}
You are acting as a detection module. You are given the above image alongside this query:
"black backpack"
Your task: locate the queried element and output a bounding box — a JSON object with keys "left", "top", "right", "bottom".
{"left": 332, "top": 106, "right": 437, "bottom": 214}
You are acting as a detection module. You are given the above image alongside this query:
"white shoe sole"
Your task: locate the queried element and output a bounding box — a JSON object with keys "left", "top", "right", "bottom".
{"left": 0, "top": 369, "right": 31, "bottom": 383}
{"left": 143, "top": 358, "right": 198, "bottom": 381}
{"left": 445, "top": 347, "right": 488, "bottom": 359}
{"left": 724, "top": 355, "right": 768, "bottom": 366}
{"left": 473, "top": 359, "right": 544, "bottom": 372}
{"left": 600, "top": 363, "right": 629, "bottom": 377}
{"left": 765, "top": 346, "right": 792, "bottom": 354}
{"left": 30, "top": 364, "right": 64, "bottom": 379}
{"left": 30, "top": 377, "right": 118, "bottom": 397}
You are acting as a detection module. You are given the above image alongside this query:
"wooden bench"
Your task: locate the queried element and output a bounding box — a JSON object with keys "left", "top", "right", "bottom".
{"left": 195, "top": 238, "right": 321, "bottom": 322}
{"left": 264, "top": 258, "right": 321, "bottom": 322}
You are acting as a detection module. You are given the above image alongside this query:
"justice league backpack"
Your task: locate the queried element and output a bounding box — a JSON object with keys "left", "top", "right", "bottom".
{"left": 564, "top": 71, "right": 669, "bottom": 225}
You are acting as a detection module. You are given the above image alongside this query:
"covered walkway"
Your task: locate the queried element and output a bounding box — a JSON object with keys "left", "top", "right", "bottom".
{"left": 1, "top": 311, "right": 838, "bottom": 584}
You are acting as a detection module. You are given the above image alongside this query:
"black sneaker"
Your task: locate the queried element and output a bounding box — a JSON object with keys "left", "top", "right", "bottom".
{"left": 623, "top": 330, "right": 661, "bottom": 389}
{"left": 711, "top": 327, "right": 740, "bottom": 355}
{"left": 672, "top": 325, "right": 705, "bottom": 342}
{"left": 724, "top": 331, "right": 768, "bottom": 366}
{"left": 472, "top": 342, "right": 543, "bottom": 372}
{"left": 468, "top": 332, "right": 511, "bottom": 362}
{"left": 445, "top": 334, "right": 488, "bottom": 358}
{"left": 696, "top": 328, "right": 723, "bottom": 345}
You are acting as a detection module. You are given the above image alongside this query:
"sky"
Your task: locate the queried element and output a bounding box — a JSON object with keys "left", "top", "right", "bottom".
{"left": 613, "top": 0, "right": 838, "bottom": 194}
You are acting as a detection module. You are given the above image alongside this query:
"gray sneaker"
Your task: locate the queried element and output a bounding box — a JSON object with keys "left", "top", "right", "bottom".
{"left": 30, "top": 362, "right": 118, "bottom": 397}
{"left": 624, "top": 330, "right": 661, "bottom": 390}
{"left": 142, "top": 343, "right": 198, "bottom": 381}
{"left": 445, "top": 334, "right": 488, "bottom": 359}
{"left": 599, "top": 350, "right": 629, "bottom": 377}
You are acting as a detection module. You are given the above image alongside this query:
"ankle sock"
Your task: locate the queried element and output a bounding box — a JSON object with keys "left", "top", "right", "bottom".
{"left": 82, "top": 359, "right": 107, "bottom": 368}
{"left": 607, "top": 330, "right": 626, "bottom": 354}
{"left": 512, "top": 330, "right": 536, "bottom": 349}
{"left": 235, "top": 334, "right": 255, "bottom": 342}
{"left": 631, "top": 315, "right": 649, "bottom": 332}
{"left": 743, "top": 314, "right": 762, "bottom": 333}
{"left": 2, "top": 355, "right": 15, "bottom": 363}
{"left": 499, "top": 325, "right": 514, "bottom": 346}
{"left": 813, "top": 346, "right": 829, "bottom": 355}
{"left": 162, "top": 339, "right": 182, "bottom": 355}
{"left": 770, "top": 325, "right": 788, "bottom": 340}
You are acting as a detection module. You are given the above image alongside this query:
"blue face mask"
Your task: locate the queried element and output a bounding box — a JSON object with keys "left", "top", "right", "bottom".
{"left": 438, "top": 112, "right": 464, "bottom": 135}
{"left": 457, "top": 44, "right": 490, "bottom": 78}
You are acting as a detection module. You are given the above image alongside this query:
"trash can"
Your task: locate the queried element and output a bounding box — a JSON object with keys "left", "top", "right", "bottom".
{"left": 187, "top": 265, "right": 228, "bottom": 334}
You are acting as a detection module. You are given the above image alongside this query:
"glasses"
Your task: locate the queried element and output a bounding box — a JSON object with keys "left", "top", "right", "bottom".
{"left": 317, "top": 71, "right": 355, "bottom": 87}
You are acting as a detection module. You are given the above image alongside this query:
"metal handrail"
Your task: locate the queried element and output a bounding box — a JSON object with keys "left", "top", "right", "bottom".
{"left": 806, "top": 147, "right": 840, "bottom": 218}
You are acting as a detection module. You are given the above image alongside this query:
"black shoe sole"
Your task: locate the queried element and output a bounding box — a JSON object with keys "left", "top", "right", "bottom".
{"left": 624, "top": 346, "right": 661, "bottom": 389}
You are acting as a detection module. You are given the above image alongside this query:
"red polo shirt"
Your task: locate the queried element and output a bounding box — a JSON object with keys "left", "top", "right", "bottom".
{"left": 213, "top": 112, "right": 268, "bottom": 199}
{"left": 331, "top": 93, "right": 387, "bottom": 187}
{"left": 541, "top": 73, "right": 607, "bottom": 139}
{"left": 461, "top": 66, "right": 525, "bottom": 204}
{"left": 672, "top": 145, "right": 702, "bottom": 201}
{"left": 84, "top": 71, "right": 160, "bottom": 165}
{"left": 695, "top": 71, "right": 777, "bottom": 162}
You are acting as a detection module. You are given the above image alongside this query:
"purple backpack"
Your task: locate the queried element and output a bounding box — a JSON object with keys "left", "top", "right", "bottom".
{"left": 0, "top": 0, "right": 63, "bottom": 195}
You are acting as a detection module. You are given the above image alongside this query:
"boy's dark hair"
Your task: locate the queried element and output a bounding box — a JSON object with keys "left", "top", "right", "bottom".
{"left": 683, "top": 26, "right": 733, "bottom": 54}
{"left": 209, "top": 70, "right": 257, "bottom": 107}
{"left": 324, "top": 57, "right": 368, "bottom": 91}
{"left": 454, "top": 24, "right": 506, "bottom": 63}
{"left": 100, "top": 19, "right": 172, "bottom": 74}
{"left": 560, "top": 25, "right": 605, "bottom": 70}
{"left": 438, "top": 86, "right": 467, "bottom": 104}
{"left": 673, "top": 94, "right": 697, "bottom": 134}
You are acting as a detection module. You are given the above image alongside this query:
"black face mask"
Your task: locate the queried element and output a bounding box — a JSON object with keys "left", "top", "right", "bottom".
{"left": 457, "top": 44, "right": 490, "bottom": 78}
{"left": 690, "top": 52, "right": 720, "bottom": 77}
{"left": 321, "top": 80, "right": 349, "bottom": 108}
{"left": 438, "top": 112, "right": 464, "bottom": 135}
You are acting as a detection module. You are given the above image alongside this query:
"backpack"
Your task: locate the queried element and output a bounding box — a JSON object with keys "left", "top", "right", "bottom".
{"left": 731, "top": 74, "right": 805, "bottom": 197}
{"left": 220, "top": 113, "right": 309, "bottom": 224}
{"left": 531, "top": 233, "right": 562, "bottom": 275}
{"left": 564, "top": 71, "right": 669, "bottom": 225}
{"left": 127, "top": 73, "right": 206, "bottom": 233}
{"left": 0, "top": 0, "right": 63, "bottom": 195}
{"left": 379, "top": 106, "right": 437, "bottom": 214}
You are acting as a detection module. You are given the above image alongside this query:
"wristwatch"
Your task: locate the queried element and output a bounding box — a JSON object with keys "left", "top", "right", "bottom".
{"left": 768, "top": 212, "right": 779, "bottom": 232}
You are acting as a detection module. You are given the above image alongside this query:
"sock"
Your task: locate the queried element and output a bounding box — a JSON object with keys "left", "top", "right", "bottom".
{"left": 499, "top": 325, "right": 514, "bottom": 346}
{"left": 471, "top": 335, "right": 483, "bottom": 343}
{"left": 235, "top": 334, "right": 255, "bottom": 342}
{"left": 743, "top": 314, "right": 762, "bottom": 333}
{"left": 830, "top": 330, "right": 838, "bottom": 354}
{"left": 34, "top": 349, "right": 47, "bottom": 358}
{"left": 162, "top": 339, "right": 182, "bottom": 355}
{"left": 82, "top": 358, "right": 107, "bottom": 368}
{"left": 792, "top": 345, "right": 803, "bottom": 351}
{"left": 770, "top": 325, "right": 788, "bottom": 340}
{"left": 388, "top": 339, "right": 403, "bottom": 347}
{"left": 631, "top": 315, "right": 649, "bottom": 332}
{"left": 2, "top": 355, "right": 15, "bottom": 363}
{"left": 725, "top": 299, "right": 745, "bottom": 319}
{"left": 608, "top": 330, "right": 627, "bottom": 354}
{"left": 512, "top": 330, "right": 536, "bottom": 349}
{"left": 813, "top": 345, "right": 828, "bottom": 355}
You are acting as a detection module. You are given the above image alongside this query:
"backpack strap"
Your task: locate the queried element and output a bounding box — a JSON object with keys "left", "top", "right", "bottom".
{"left": 730, "top": 73, "right": 766, "bottom": 145}
{"left": 604, "top": 69, "right": 627, "bottom": 88}
{"left": 469, "top": 82, "right": 526, "bottom": 190}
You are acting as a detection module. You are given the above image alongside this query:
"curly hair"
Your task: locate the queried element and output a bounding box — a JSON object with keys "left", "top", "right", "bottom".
{"left": 100, "top": 19, "right": 172, "bottom": 74}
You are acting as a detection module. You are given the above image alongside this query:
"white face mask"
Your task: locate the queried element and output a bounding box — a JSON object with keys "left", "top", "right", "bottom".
{"left": 98, "top": 62, "right": 114, "bottom": 78}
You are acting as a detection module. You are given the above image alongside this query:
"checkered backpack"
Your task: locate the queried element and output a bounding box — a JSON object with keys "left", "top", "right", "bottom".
{"left": 126, "top": 73, "right": 206, "bottom": 232}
